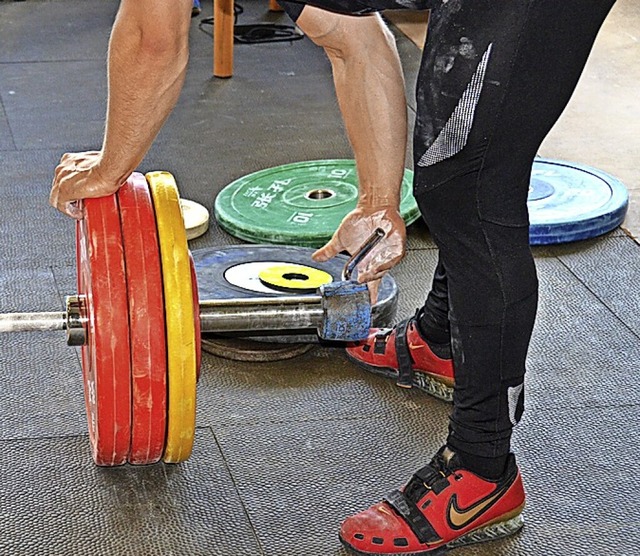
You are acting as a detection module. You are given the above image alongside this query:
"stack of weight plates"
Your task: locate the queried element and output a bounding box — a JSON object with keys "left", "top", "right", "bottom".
{"left": 192, "top": 245, "right": 399, "bottom": 347}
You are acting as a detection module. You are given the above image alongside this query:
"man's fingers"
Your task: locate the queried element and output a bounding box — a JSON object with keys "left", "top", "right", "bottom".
{"left": 55, "top": 200, "right": 83, "bottom": 219}
{"left": 56, "top": 200, "right": 83, "bottom": 220}
{"left": 372, "top": 253, "right": 404, "bottom": 275}
{"left": 50, "top": 169, "right": 87, "bottom": 218}
{"left": 358, "top": 268, "right": 388, "bottom": 284}
{"left": 65, "top": 200, "right": 84, "bottom": 219}
{"left": 355, "top": 249, "right": 404, "bottom": 282}
{"left": 49, "top": 178, "right": 58, "bottom": 208}
{"left": 367, "top": 279, "right": 381, "bottom": 305}
{"left": 53, "top": 163, "right": 64, "bottom": 180}
{"left": 312, "top": 236, "right": 342, "bottom": 262}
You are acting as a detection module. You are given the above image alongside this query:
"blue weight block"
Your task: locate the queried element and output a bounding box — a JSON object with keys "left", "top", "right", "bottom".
{"left": 319, "top": 281, "right": 371, "bottom": 342}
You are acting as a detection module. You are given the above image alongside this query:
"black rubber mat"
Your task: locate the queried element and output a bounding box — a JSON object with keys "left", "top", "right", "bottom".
{"left": 0, "top": 0, "right": 116, "bottom": 64}
{"left": 0, "top": 267, "right": 85, "bottom": 440}
{"left": 528, "top": 254, "right": 640, "bottom": 409}
{"left": 0, "top": 431, "right": 262, "bottom": 556}
{"left": 0, "top": 151, "right": 76, "bottom": 269}
{"left": 1, "top": 1, "right": 639, "bottom": 555}
{"left": 512, "top": 405, "right": 640, "bottom": 554}
{"left": 0, "top": 104, "right": 13, "bottom": 150}
{"left": 544, "top": 235, "right": 640, "bottom": 334}
{"left": 195, "top": 344, "right": 445, "bottom": 429}
{"left": 0, "top": 61, "right": 108, "bottom": 150}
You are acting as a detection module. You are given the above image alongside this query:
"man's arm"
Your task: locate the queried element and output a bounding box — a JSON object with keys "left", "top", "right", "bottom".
{"left": 294, "top": 7, "right": 408, "bottom": 293}
{"left": 50, "top": 0, "right": 192, "bottom": 218}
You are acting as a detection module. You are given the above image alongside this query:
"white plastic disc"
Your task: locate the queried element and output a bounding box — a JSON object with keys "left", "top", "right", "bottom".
{"left": 180, "top": 199, "right": 210, "bottom": 240}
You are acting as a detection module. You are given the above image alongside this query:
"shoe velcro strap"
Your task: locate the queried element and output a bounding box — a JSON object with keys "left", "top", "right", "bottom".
{"left": 413, "top": 464, "right": 441, "bottom": 485}
{"left": 384, "top": 489, "right": 442, "bottom": 545}
{"left": 404, "top": 465, "right": 442, "bottom": 501}
{"left": 405, "top": 464, "right": 453, "bottom": 502}
{"left": 373, "top": 331, "right": 389, "bottom": 355}
{"left": 394, "top": 319, "right": 413, "bottom": 387}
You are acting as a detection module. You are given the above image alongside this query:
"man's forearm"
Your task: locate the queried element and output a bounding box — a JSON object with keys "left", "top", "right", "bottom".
{"left": 297, "top": 10, "right": 407, "bottom": 209}
{"left": 294, "top": 9, "right": 408, "bottom": 286}
{"left": 327, "top": 19, "right": 407, "bottom": 209}
{"left": 99, "top": 0, "right": 192, "bottom": 187}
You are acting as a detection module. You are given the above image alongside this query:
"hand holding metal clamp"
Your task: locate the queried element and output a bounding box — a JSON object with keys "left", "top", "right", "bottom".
{"left": 341, "top": 227, "right": 386, "bottom": 281}
{"left": 317, "top": 228, "right": 386, "bottom": 342}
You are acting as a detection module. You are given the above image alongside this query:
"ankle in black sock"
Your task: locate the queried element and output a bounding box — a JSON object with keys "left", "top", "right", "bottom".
{"left": 416, "top": 309, "right": 451, "bottom": 344}
{"left": 455, "top": 449, "right": 509, "bottom": 481}
{"left": 415, "top": 318, "right": 452, "bottom": 359}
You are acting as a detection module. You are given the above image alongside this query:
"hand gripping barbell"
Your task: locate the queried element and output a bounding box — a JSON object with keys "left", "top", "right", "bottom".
{"left": 0, "top": 172, "right": 383, "bottom": 467}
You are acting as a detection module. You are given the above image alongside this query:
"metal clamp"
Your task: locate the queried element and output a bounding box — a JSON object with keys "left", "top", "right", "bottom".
{"left": 318, "top": 281, "right": 371, "bottom": 341}
{"left": 65, "top": 295, "right": 86, "bottom": 346}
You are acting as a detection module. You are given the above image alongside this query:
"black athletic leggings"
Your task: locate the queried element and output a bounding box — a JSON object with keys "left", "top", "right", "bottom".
{"left": 281, "top": 0, "right": 616, "bottom": 458}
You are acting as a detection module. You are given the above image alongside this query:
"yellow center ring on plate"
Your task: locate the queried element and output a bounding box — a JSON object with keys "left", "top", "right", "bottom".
{"left": 258, "top": 264, "right": 332, "bottom": 293}
{"left": 146, "top": 171, "right": 197, "bottom": 463}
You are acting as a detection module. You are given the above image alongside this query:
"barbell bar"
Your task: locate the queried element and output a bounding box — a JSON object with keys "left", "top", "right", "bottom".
{"left": 0, "top": 292, "right": 366, "bottom": 339}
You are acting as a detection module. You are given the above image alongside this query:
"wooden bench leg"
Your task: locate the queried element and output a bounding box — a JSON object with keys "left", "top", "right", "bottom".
{"left": 213, "top": 0, "right": 234, "bottom": 78}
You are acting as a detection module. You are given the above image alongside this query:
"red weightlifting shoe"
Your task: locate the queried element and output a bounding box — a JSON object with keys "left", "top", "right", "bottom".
{"left": 346, "top": 316, "right": 455, "bottom": 401}
{"left": 340, "top": 447, "right": 525, "bottom": 555}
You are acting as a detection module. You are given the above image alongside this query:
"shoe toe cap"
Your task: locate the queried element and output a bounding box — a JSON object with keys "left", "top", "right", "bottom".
{"left": 340, "top": 502, "right": 420, "bottom": 552}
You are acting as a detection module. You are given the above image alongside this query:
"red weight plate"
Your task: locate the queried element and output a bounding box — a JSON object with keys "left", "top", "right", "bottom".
{"left": 76, "top": 196, "right": 132, "bottom": 466}
{"left": 118, "top": 173, "right": 168, "bottom": 464}
{"left": 189, "top": 253, "right": 202, "bottom": 381}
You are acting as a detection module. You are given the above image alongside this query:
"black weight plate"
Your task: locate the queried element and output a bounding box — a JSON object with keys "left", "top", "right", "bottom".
{"left": 192, "top": 245, "right": 398, "bottom": 343}
{"left": 201, "top": 336, "right": 315, "bottom": 362}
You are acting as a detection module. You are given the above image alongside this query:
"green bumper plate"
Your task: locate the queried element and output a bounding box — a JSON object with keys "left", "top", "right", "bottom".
{"left": 214, "top": 159, "right": 421, "bottom": 247}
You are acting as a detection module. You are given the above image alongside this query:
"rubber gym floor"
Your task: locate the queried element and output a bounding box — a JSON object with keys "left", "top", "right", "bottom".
{"left": 1, "top": 1, "right": 639, "bottom": 555}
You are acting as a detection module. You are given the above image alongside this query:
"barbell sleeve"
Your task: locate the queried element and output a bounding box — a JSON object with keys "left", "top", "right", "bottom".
{"left": 0, "top": 296, "right": 87, "bottom": 345}
{"left": 0, "top": 297, "right": 327, "bottom": 335}
{"left": 199, "top": 296, "right": 325, "bottom": 333}
{"left": 0, "top": 311, "right": 67, "bottom": 333}
{"left": 0, "top": 300, "right": 327, "bottom": 335}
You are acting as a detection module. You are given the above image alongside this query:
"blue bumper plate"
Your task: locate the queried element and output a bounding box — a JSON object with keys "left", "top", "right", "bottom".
{"left": 528, "top": 158, "right": 628, "bottom": 245}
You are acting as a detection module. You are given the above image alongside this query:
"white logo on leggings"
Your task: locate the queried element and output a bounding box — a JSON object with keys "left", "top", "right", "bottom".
{"left": 418, "top": 43, "right": 493, "bottom": 167}
{"left": 508, "top": 383, "right": 524, "bottom": 426}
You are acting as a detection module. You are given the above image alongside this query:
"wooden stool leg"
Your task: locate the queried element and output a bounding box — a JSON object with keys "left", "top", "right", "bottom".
{"left": 213, "top": 0, "right": 234, "bottom": 78}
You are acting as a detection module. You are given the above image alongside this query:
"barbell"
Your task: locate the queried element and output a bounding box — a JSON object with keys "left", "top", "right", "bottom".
{"left": 0, "top": 171, "right": 381, "bottom": 467}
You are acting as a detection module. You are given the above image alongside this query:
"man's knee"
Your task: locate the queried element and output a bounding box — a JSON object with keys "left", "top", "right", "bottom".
{"left": 296, "top": 6, "right": 394, "bottom": 61}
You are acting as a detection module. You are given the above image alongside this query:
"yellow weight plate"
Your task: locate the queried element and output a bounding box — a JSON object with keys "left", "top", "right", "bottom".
{"left": 258, "top": 263, "right": 332, "bottom": 293}
{"left": 146, "top": 171, "right": 197, "bottom": 463}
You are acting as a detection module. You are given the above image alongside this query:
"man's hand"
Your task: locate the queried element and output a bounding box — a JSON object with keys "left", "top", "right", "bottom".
{"left": 312, "top": 205, "right": 407, "bottom": 302}
{"left": 50, "top": 0, "right": 192, "bottom": 219}
{"left": 50, "top": 151, "right": 123, "bottom": 219}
